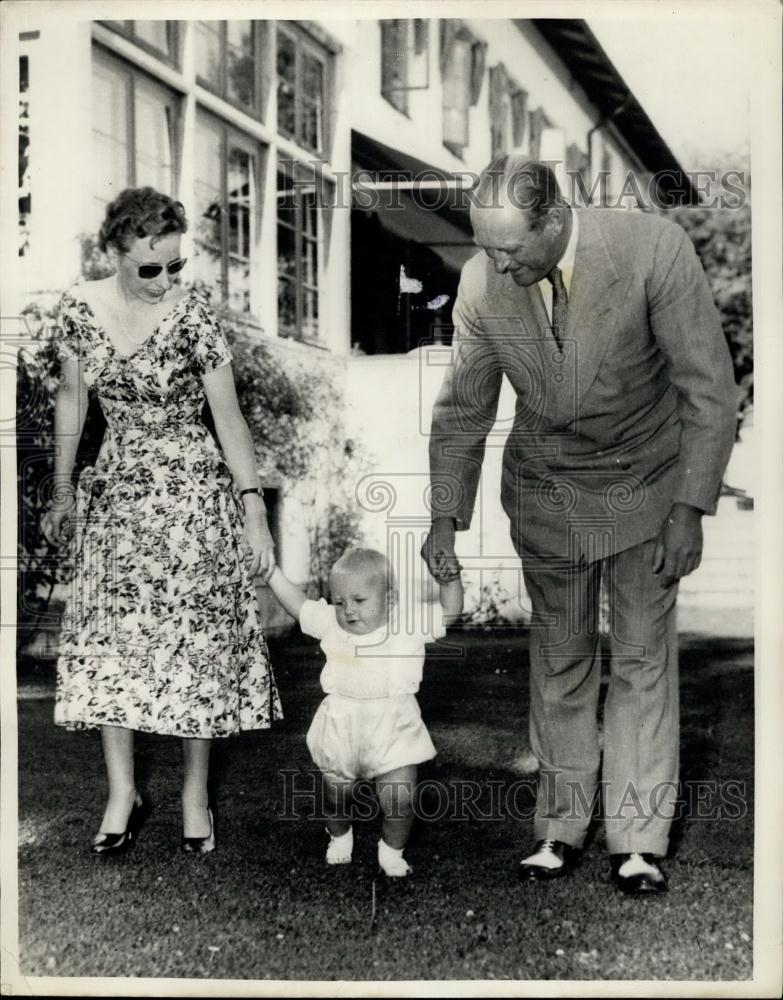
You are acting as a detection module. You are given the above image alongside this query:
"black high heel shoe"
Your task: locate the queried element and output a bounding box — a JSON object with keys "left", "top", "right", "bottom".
{"left": 91, "top": 795, "right": 146, "bottom": 856}
{"left": 181, "top": 807, "right": 216, "bottom": 854}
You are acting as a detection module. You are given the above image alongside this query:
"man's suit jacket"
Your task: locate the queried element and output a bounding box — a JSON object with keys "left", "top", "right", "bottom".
{"left": 429, "top": 208, "right": 737, "bottom": 561}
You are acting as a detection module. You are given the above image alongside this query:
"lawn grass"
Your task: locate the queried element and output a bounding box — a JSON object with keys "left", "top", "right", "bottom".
{"left": 16, "top": 627, "right": 753, "bottom": 982}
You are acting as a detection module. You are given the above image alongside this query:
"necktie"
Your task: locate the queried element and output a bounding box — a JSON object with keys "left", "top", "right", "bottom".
{"left": 546, "top": 266, "right": 568, "bottom": 350}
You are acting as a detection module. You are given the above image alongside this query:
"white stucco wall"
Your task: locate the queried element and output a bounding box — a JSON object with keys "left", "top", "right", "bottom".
{"left": 345, "top": 350, "right": 531, "bottom": 619}
{"left": 347, "top": 17, "right": 624, "bottom": 182}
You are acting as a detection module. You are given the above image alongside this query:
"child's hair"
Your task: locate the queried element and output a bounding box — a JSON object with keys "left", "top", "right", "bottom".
{"left": 330, "top": 547, "right": 397, "bottom": 594}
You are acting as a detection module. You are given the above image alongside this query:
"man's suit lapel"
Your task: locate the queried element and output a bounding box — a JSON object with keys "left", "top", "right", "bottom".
{"left": 567, "top": 210, "right": 626, "bottom": 408}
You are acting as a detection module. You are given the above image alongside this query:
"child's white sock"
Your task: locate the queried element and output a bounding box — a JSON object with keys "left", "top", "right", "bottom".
{"left": 325, "top": 827, "right": 353, "bottom": 865}
{"left": 378, "top": 838, "right": 412, "bottom": 877}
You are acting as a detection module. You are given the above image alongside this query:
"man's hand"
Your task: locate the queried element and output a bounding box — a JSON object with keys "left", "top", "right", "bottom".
{"left": 421, "top": 517, "right": 462, "bottom": 583}
{"left": 652, "top": 503, "right": 704, "bottom": 587}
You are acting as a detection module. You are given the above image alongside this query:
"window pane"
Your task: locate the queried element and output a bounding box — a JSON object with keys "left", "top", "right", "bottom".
{"left": 302, "top": 51, "right": 323, "bottom": 100}
{"left": 226, "top": 21, "right": 255, "bottom": 109}
{"left": 278, "top": 277, "right": 297, "bottom": 332}
{"left": 19, "top": 55, "right": 30, "bottom": 256}
{"left": 302, "top": 237, "right": 318, "bottom": 287}
{"left": 227, "top": 257, "right": 251, "bottom": 313}
{"left": 134, "top": 21, "right": 170, "bottom": 55}
{"left": 301, "top": 54, "right": 324, "bottom": 149}
{"left": 381, "top": 20, "right": 408, "bottom": 92}
{"left": 277, "top": 169, "right": 297, "bottom": 279}
{"left": 301, "top": 98, "right": 323, "bottom": 153}
{"left": 277, "top": 166, "right": 296, "bottom": 228}
{"left": 277, "top": 224, "right": 297, "bottom": 278}
{"left": 443, "top": 38, "right": 471, "bottom": 111}
{"left": 276, "top": 33, "right": 296, "bottom": 136}
{"left": 194, "top": 117, "right": 224, "bottom": 296}
{"left": 134, "top": 81, "right": 174, "bottom": 194}
{"left": 302, "top": 289, "right": 318, "bottom": 340}
{"left": 92, "top": 62, "right": 129, "bottom": 215}
{"left": 227, "top": 146, "right": 252, "bottom": 260}
{"left": 277, "top": 159, "right": 320, "bottom": 340}
{"left": 196, "top": 21, "right": 221, "bottom": 89}
{"left": 302, "top": 190, "right": 318, "bottom": 238}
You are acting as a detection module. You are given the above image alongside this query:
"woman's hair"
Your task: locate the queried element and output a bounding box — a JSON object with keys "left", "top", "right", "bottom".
{"left": 331, "top": 548, "right": 397, "bottom": 593}
{"left": 98, "top": 187, "right": 188, "bottom": 253}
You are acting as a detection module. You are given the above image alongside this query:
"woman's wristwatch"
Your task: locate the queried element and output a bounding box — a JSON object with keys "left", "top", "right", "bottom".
{"left": 239, "top": 487, "right": 263, "bottom": 500}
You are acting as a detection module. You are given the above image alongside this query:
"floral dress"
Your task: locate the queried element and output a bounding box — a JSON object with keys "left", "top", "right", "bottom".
{"left": 53, "top": 286, "right": 282, "bottom": 738}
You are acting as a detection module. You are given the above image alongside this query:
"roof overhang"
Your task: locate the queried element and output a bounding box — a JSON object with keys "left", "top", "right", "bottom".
{"left": 527, "top": 19, "right": 700, "bottom": 205}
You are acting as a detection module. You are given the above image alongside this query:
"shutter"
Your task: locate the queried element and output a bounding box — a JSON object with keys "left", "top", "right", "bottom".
{"left": 511, "top": 89, "right": 528, "bottom": 149}
{"left": 469, "top": 39, "right": 487, "bottom": 105}
{"left": 413, "top": 18, "right": 428, "bottom": 56}
{"left": 489, "top": 64, "right": 507, "bottom": 157}
{"left": 439, "top": 19, "right": 462, "bottom": 76}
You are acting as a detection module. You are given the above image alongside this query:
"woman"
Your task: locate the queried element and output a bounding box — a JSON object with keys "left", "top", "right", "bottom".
{"left": 41, "top": 187, "right": 282, "bottom": 855}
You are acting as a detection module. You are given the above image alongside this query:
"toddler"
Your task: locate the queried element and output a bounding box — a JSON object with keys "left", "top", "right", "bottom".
{"left": 267, "top": 547, "right": 462, "bottom": 876}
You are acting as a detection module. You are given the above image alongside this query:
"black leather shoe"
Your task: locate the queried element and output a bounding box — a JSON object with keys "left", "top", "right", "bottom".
{"left": 91, "top": 796, "right": 146, "bottom": 856}
{"left": 518, "top": 839, "right": 581, "bottom": 882}
{"left": 610, "top": 853, "right": 668, "bottom": 895}
{"left": 182, "top": 807, "right": 216, "bottom": 854}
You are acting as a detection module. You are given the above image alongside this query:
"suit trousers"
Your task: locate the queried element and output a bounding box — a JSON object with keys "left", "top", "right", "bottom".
{"left": 521, "top": 536, "right": 679, "bottom": 856}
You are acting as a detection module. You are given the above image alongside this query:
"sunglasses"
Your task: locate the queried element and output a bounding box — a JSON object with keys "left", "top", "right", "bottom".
{"left": 123, "top": 253, "right": 188, "bottom": 280}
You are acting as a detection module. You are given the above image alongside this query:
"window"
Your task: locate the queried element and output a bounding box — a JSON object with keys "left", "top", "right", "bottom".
{"left": 195, "top": 21, "right": 266, "bottom": 117}
{"left": 277, "top": 158, "right": 322, "bottom": 342}
{"left": 440, "top": 21, "right": 486, "bottom": 157}
{"left": 194, "top": 112, "right": 261, "bottom": 314}
{"left": 489, "top": 63, "right": 527, "bottom": 157}
{"left": 102, "top": 21, "right": 177, "bottom": 63}
{"left": 276, "top": 24, "right": 329, "bottom": 155}
{"left": 380, "top": 19, "right": 430, "bottom": 115}
{"left": 91, "top": 50, "right": 179, "bottom": 231}
{"left": 19, "top": 55, "right": 30, "bottom": 257}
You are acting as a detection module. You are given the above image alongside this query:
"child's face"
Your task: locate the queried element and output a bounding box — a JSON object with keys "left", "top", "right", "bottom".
{"left": 331, "top": 568, "right": 391, "bottom": 635}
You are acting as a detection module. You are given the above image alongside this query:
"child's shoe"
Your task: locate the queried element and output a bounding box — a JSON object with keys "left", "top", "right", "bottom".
{"left": 378, "top": 838, "right": 412, "bottom": 877}
{"left": 325, "top": 827, "right": 353, "bottom": 865}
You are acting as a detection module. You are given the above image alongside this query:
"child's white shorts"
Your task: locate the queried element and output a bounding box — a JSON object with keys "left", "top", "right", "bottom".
{"left": 306, "top": 693, "right": 436, "bottom": 781}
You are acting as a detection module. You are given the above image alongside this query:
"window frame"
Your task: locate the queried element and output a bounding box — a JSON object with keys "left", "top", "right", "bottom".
{"left": 276, "top": 22, "right": 331, "bottom": 159}
{"left": 440, "top": 22, "right": 486, "bottom": 159}
{"left": 91, "top": 46, "right": 181, "bottom": 217}
{"left": 489, "top": 63, "right": 528, "bottom": 158}
{"left": 193, "top": 108, "right": 265, "bottom": 315}
{"left": 276, "top": 157, "right": 326, "bottom": 345}
{"left": 100, "top": 20, "right": 180, "bottom": 68}
{"left": 194, "top": 20, "right": 268, "bottom": 122}
{"left": 381, "top": 18, "right": 430, "bottom": 116}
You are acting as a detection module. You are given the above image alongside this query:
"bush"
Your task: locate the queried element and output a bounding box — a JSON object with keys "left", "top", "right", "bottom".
{"left": 673, "top": 198, "right": 752, "bottom": 428}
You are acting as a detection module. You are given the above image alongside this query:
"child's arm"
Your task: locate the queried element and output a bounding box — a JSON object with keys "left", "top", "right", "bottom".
{"left": 267, "top": 566, "right": 308, "bottom": 622}
{"left": 439, "top": 577, "right": 464, "bottom": 624}
{"left": 429, "top": 548, "right": 463, "bottom": 624}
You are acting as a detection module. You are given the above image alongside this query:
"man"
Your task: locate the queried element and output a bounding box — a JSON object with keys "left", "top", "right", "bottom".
{"left": 423, "top": 157, "right": 736, "bottom": 895}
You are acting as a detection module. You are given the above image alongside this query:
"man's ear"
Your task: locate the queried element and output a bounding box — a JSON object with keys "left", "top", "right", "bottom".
{"left": 387, "top": 586, "right": 399, "bottom": 610}
{"left": 546, "top": 207, "right": 566, "bottom": 235}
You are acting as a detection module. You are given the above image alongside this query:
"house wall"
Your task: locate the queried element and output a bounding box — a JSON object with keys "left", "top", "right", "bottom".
{"left": 342, "top": 18, "right": 646, "bottom": 609}
{"left": 15, "top": 14, "right": 685, "bottom": 632}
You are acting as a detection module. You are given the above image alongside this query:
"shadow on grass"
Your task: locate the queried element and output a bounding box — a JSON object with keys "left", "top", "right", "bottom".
{"left": 15, "top": 626, "right": 753, "bottom": 982}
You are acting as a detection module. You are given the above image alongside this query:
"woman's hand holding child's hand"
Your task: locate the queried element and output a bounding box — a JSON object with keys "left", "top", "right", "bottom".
{"left": 41, "top": 483, "right": 77, "bottom": 547}
{"left": 242, "top": 517, "right": 276, "bottom": 582}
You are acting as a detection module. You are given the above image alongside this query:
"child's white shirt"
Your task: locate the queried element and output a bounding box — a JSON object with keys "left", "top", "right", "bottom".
{"left": 299, "top": 599, "right": 447, "bottom": 700}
